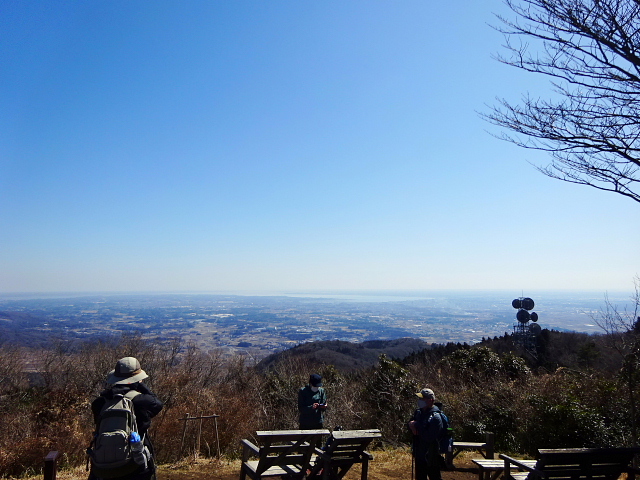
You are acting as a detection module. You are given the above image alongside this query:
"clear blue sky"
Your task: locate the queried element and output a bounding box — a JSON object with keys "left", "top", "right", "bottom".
{"left": 1, "top": 0, "right": 638, "bottom": 294}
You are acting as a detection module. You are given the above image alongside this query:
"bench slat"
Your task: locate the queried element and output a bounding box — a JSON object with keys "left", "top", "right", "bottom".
{"left": 244, "top": 460, "right": 303, "bottom": 476}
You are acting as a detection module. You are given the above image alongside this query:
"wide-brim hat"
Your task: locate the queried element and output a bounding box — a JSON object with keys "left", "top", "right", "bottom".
{"left": 107, "top": 356, "right": 148, "bottom": 385}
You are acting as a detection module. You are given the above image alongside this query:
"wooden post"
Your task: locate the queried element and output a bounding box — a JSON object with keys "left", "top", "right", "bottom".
{"left": 360, "top": 457, "right": 369, "bottom": 480}
{"left": 485, "top": 432, "right": 495, "bottom": 459}
{"left": 180, "top": 413, "right": 190, "bottom": 456}
{"left": 214, "top": 416, "right": 221, "bottom": 458}
{"left": 43, "top": 451, "right": 59, "bottom": 480}
{"left": 196, "top": 415, "right": 203, "bottom": 460}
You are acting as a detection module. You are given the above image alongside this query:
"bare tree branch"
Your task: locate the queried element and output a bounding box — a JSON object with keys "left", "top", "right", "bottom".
{"left": 484, "top": 0, "right": 640, "bottom": 202}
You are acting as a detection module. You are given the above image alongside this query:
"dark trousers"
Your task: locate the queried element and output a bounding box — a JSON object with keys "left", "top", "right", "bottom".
{"left": 415, "top": 458, "right": 442, "bottom": 480}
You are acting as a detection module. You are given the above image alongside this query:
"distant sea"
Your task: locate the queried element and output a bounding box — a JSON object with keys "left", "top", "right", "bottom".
{"left": 0, "top": 288, "right": 632, "bottom": 304}
{"left": 278, "top": 289, "right": 631, "bottom": 304}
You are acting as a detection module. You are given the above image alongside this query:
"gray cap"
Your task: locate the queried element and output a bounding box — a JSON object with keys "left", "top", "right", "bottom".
{"left": 416, "top": 388, "right": 435, "bottom": 399}
{"left": 107, "top": 357, "right": 148, "bottom": 385}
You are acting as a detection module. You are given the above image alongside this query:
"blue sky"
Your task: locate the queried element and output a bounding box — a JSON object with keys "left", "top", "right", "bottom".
{"left": 1, "top": 0, "right": 638, "bottom": 294}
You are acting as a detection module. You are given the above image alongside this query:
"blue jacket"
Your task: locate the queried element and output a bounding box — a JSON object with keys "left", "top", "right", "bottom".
{"left": 409, "top": 406, "right": 443, "bottom": 463}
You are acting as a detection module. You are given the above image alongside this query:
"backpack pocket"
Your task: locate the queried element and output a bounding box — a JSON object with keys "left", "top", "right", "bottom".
{"left": 93, "top": 430, "right": 130, "bottom": 467}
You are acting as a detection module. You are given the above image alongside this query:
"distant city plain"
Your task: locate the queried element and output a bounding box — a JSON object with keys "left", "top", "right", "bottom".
{"left": 0, "top": 290, "right": 632, "bottom": 360}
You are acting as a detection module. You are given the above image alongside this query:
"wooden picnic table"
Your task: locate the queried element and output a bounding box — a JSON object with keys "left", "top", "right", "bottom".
{"left": 472, "top": 458, "right": 537, "bottom": 480}
{"left": 446, "top": 433, "right": 495, "bottom": 468}
{"left": 239, "top": 429, "right": 330, "bottom": 480}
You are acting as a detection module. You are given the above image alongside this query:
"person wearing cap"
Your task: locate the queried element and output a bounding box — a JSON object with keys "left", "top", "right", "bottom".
{"left": 298, "top": 373, "right": 327, "bottom": 429}
{"left": 91, "top": 357, "right": 163, "bottom": 479}
{"left": 408, "top": 388, "right": 443, "bottom": 480}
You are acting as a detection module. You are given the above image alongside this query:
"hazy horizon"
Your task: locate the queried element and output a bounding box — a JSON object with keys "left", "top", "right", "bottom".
{"left": 0, "top": 288, "right": 631, "bottom": 303}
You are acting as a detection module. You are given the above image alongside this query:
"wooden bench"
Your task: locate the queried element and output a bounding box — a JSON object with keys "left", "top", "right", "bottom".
{"left": 308, "top": 429, "right": 381, "bottom": 480}
{"left": 239, "top": 429, "right": 329, "bottom": 480}
{"left": 446, "top": 432, "right": 495, "bottom": 468}
{"left": 472, "top": 458, "right": 537, "bottom": 480}
{"left": 501, "top": 448, "right": 640, "bottom": 480}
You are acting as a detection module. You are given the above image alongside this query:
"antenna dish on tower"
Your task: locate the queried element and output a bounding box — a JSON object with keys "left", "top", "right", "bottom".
{"left": 516, "top": 309, "right": 530, "bottom": 323}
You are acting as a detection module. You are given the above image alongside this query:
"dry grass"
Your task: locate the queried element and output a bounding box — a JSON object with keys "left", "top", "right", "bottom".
{"left": 156, "top": 451, "right": 415, "bottom": 480}
{"left": 9, "top": 448, "right": 481, "bottom": 480}
{"left": 158, "top": 449, "right": 480, "bottom": 480}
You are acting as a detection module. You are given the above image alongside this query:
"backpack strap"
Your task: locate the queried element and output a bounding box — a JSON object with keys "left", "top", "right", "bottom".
{"left": 124, "top": 390, "right": 144, "bottom": 442}
{"left": 426, "top": 409, "right": 441, "bottom": 420}
{"left": 428, "top": 410, "right": 447, "bottom": 432}
{"left": 124, "top": 390, "right": 141, "bottom": 400}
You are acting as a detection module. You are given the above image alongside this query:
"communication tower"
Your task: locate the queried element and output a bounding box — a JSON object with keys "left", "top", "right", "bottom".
{"left": 511, "top": 297, "right": 540, "bottom": 356}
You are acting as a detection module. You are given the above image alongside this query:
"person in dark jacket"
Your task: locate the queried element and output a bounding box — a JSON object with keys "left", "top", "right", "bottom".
{"left": 408, "top": 388, "right": 443, "bottom": 480}
{"left": 298, "top": 373, "right": 327, "bottom": 429}
{"left": 90, "top": 357, "right": 163, "bottom": 480}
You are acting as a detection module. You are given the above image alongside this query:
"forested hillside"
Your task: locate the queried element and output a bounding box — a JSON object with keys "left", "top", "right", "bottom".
{"left": 0, "top": 326, "right": 638, "bottom": 478}
{"left": 256, "top": 337, "right": 430, "bottom": 371}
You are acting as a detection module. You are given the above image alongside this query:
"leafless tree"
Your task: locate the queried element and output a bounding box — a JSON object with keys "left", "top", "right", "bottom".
{"left": 594, "top": 276, "right": 640, "bottom": 446}
{"left": 597, "top": 277, "right": 640, "bottom": 336}
{"left": 484, "top": 0, "right": 640, "bottom": 203}
{"left": 0, "top": 344, "right": 25, "bottom": 394}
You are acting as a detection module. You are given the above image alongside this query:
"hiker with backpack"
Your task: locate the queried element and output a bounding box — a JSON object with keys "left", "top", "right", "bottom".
{"left": 408, "top": 388, "right": 447, "bottom": 480}
{"left": 88, "top": 357, "right": 163, "bottom": 480}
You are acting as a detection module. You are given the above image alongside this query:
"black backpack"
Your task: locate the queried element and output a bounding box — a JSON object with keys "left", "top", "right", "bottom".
{"left": 436, "top": 411, "right": 453, "bottom": 454}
